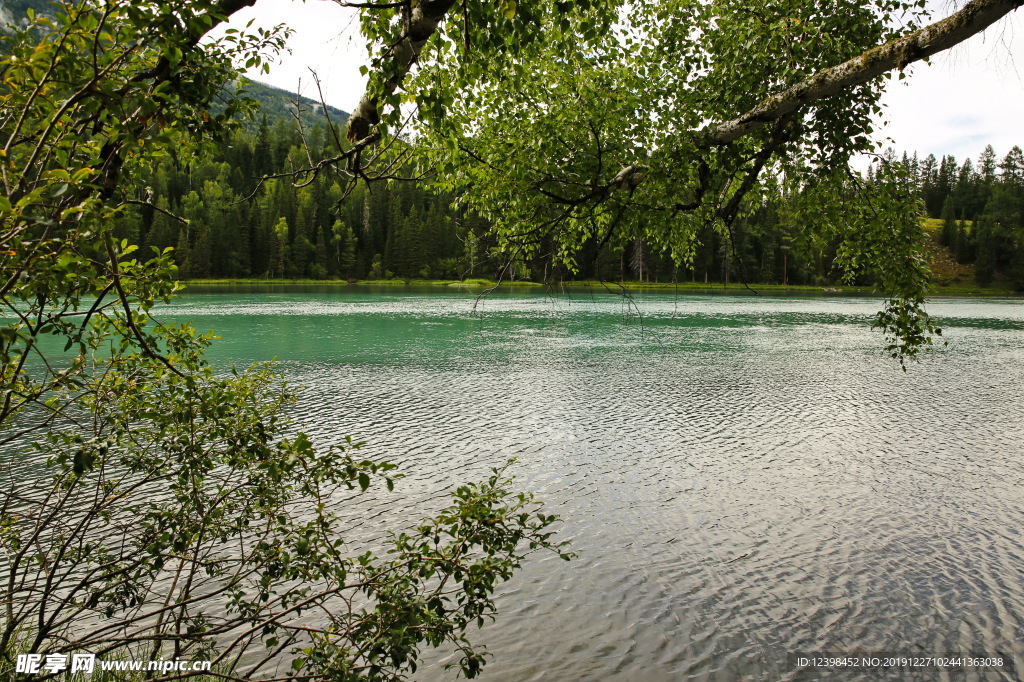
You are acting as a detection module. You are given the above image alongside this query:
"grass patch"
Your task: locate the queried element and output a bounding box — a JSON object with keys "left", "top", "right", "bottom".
{"left": 553, "top": 280, "right": 877, "bottom": 294}
{"left": 181, "top": 277, "right": 1020, "bottom": 298}
{"left": 928, "top": 283, "right": 1022, "bottom": 299}
{"left": 182, "top": 278, "right": 870, "bottom": 294}
{"left": 181, "top": 278, "right": 542, "bottom": 288}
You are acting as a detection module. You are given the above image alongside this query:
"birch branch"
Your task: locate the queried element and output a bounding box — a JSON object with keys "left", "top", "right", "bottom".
{"left": 704, "top": 0, "right": 1023, "bottom": 146}
{"left": 345, "top": 0, "right": 459, "bottom": 142}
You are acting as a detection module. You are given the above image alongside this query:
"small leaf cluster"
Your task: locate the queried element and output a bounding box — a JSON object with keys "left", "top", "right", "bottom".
{"left": 797, "top": 158, "right": 942, "bottom": 366}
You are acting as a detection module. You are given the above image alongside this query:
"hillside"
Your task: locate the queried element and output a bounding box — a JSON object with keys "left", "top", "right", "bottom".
{"left": 0, "top": 0, "right": 53, "bottom": 32}
{"left": 3, "top": 1, "right": 1019, "bottom": 292}
{"left": 921, "top": 218, "right": 975, "bottom": 286}
{"left": 225, "top": 79, "right": 349, "bottom": 133}
{"left": 1, "top": 2, "right": 349, "bottom": 129}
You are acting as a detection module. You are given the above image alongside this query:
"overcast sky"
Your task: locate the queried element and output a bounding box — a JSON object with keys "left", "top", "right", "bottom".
{"left": 218, "top": 0, "right": 1024, "bottom": 165}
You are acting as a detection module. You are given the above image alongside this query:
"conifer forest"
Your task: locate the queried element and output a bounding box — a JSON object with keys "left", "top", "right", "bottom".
{"left": 114, "top": 87, "right": 1024, "bottom": 290}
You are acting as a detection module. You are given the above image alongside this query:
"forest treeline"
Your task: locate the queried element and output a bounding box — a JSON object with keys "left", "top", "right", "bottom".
{"left": 904, "top": 146, "right": 1024, "bottom": 288}
{"left": 112, "top": 91, "right": 1024, "bottom": 289}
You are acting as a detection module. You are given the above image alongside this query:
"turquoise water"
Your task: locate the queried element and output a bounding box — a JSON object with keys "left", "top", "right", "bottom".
{"left": 158, "top": 289, "right": 1024, "bottom": 679}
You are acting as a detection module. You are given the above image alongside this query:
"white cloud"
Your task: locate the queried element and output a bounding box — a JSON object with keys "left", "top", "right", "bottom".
{"left": 873, "top": 6, "right": 1024, "bottom": 163}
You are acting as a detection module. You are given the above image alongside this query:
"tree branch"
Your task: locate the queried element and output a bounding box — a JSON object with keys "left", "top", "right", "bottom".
{"left": 704, "top": 0, "right": 1023, "bottom": 146}
{"left": 346, "top": 0, "right": 459, "bottom": 142}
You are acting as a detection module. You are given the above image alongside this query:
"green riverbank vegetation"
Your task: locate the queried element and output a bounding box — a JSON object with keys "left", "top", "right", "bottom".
{"left": 181, "top": 277, "right": 1021, "bottom": 299}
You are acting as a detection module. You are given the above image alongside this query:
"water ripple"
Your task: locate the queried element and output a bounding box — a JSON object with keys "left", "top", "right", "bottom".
{"left": 166, "top": 291, "right": 1024, "bottom": 680}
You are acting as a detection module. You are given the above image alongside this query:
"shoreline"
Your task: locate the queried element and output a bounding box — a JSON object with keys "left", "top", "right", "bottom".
{"left": 178, "top": 278, "right": 1022, "bottom": 300}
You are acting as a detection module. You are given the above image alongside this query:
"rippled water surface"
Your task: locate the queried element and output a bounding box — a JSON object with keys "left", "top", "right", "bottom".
{"left": 169, "top": 288, "right": 1024, "bottom": 681}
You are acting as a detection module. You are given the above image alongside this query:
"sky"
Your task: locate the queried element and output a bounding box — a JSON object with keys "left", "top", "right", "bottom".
{"left": 216, "top": 0, "right": 1024, "bottom": 166}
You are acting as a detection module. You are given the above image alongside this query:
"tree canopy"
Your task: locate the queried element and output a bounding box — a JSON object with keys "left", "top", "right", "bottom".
{"left": 333, "top": 0, "right": 1022, "bottom": 363}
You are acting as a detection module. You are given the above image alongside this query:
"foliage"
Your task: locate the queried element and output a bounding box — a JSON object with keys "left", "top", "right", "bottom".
{"left": 108, "top": 120, "right": 478, "bottom": 282}
{"left": 0, "top": 0, "right": 272, "bottom": 432}
{"left": 329, "top": 0, "right": 1024, "bottom": 363}
{"left": 815, "top": 160, "right": 942, "bottom": 368}
{"left": 914, "top": 145, "right": 1024, "bottom": 289}
{"left": 103, "top": 97, "right": 1024, "bottom": 293}
{"left": 2, "top": 352, "right": 567, "bottom": 679}
{"left": 1, "top": 1, "right": 570, "bottom": 679}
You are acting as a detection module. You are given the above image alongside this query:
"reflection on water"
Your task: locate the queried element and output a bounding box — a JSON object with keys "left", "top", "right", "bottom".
{"left": 167, "top": 291, "right": 1024, "bottom": 679}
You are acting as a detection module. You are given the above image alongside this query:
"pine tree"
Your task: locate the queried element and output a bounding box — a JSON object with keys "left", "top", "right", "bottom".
{"left": 270, "top": 216, "right": 289, "bottom": 278}
{"left": 954, "top": 158, "right": 978, "bottom": 219}
{"left": 978, "top": 145, "right": 998, "bottom": 183}
{"left": 974, "top": 217, "right": 996, "bottom": 286}
{"left": 919, "top": 153, "right": 938, "bottom": 214}
{"left": 954, "top": 220, "right": 971, "bottom": 264}
{"left": 1000, "top": 146, "right": 1024, "bottom": 189}
{"left": 931, "top": 154, "right": 958, "bottom": 216}
{"left": 940, "top": 195, "right": 957, "bottom": 247}
{"left": 175, "top": 228, "right": 192, "bottom": 278}
{"left": 252, "top": 114, "right": 274, "bottom": 178}
{"left": 333, "top": 219, "right": 357, "bottom": 279}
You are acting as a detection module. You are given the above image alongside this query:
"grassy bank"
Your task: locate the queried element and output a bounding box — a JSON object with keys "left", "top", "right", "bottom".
{"left": 182, "top": 278, "right": 537, "bottom": 288}
{"left": 183, "top": 278, "right": 866, "bottom": 294}
{"left": 181, "top": 278, "right": 1021, "bottom": 298}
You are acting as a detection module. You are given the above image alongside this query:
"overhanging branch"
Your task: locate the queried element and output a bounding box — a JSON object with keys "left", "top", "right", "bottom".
{"left": 342, "top": 0, "right": 1022, "bottom": 208}
{"left": 704, "top": 0, "right": 1023, "bottom": 146}
{"left": 346, "top": 0, "right": 459, "bottom": 142}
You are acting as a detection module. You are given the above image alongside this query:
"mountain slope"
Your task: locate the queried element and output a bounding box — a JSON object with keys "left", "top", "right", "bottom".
{"left": 229, "top": 79, "right": 349, "bottom": 132}
{"left": 1, "top": 2, "right": 349, "bottom": 126}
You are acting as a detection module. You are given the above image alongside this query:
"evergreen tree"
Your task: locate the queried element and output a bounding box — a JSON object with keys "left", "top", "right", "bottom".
{"left": 978, "top": 145, "right": 998, "bottom": 183}
{"left": 270, "top": 216, "right": 289, "bottom": 278}
{"left": 1000, "top": 146, "right": 1024, "bottom": 189}
{"left": 974, "top": 217, "right": 996, "bottom": 286}
{"left": 91, "top": 84, "right": 1024, "bottom": 290}
{"left": 931, "top": 154, "right": 958, "bottom": 216}
{"left": 954, "top": 220, "right": 972, "bottom": 264}
{"left": 940, "top": 195, "right": 957, "bottom": 247}
{"left": 253, "top": 114, "right": 274, "bottom": 178}
{"left": 333, "top": 219, "right": 358, "bottom": 279}
{"left": 954, "top": 158, "right": 978, "bottom": 218}
{"left": 919, "top": 153, "right": 938, "bottom": 213}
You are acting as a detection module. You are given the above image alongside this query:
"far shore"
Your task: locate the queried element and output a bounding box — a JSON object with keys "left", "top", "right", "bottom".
{"left": 179, "top": 278, "right": 1022, "bottom": 299}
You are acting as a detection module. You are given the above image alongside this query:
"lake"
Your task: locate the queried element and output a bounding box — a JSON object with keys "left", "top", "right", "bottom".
{"left": 167, "top": 287, "right": 1024, "bottom": 681}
